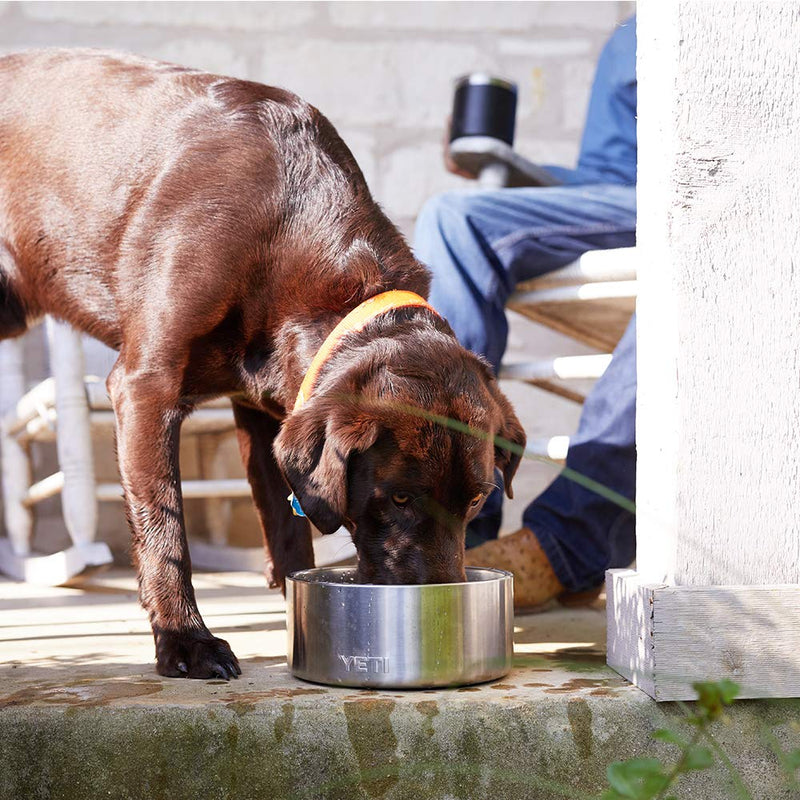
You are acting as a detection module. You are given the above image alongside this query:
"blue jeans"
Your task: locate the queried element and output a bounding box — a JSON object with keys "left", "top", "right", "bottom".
{"left": 413, "top": 184, "right": 636, "bottom": 592}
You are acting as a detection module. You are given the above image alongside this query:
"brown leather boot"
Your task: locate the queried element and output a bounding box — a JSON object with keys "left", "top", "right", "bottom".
{"left": 464, "top": 527, "right": 601, "bottom": 613}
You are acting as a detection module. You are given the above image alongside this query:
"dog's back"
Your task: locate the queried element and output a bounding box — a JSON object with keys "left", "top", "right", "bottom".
{"left": 0, "top": 51, "right": 284, "bottom": 342}
{"left": 0, "top": 49, "right": 418, "bottom": 350}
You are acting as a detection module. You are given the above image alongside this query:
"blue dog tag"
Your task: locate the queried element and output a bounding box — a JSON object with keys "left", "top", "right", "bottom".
{"left": 288, "top": 492, "right": 306, "bottom": 518}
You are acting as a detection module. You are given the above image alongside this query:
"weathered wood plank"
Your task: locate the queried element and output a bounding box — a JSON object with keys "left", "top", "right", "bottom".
{"left": 507, "top": 296, "right": 633, "bottom": 352}
{"left": 606, "top": 570, "right": 660, "bottom": 699}
{"left": 608, "top": 569, "right": 800, "bottom": 701}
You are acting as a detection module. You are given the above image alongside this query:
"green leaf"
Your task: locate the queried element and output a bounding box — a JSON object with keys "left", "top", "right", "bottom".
{"left": 692, "top": 680, "right": 740, "bottom": 720}
{"left": 652, "top": 728, "right": 688, "bottom": 747}
{"left": 717, "top": 679, "right": 741, "bottom": 704}
{"left": 607, "top": 759, "right": 667, "bottom": 799}
{"left": 684, "top": 745, "right": 715, "bottom": 771}
{"left": 606, "top": 764, "right": 639, "bottom": 797}
{"left": 785, "top": 749, "right": 800, "bottom": 770}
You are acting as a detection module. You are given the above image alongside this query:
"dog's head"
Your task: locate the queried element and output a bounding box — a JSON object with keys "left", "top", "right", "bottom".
{"left": 273, "top": 328, "right": 525, "bottom": 584}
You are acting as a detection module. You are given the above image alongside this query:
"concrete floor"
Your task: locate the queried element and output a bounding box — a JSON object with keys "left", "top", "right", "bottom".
{"left": 3, "top": 568, "right": 800, "bottom": 800}
{"left": 0, "top": 566, "right": 612, "bottom": 691}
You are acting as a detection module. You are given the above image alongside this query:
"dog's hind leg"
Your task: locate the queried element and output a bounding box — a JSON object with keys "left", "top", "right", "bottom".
{"left": 107, "top": 356, "right": 241, "bottom": 680}
{"left": 231, "top": 400, "right": 315, "bottom": 591}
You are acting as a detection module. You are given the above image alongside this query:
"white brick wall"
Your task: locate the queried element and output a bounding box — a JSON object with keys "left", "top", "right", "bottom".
{"left": 0, "top": 1, "right": 635, "bottom": 548}
{"left": 260, "top": 38, "right": 494, "bottom": 128}
{"left": 563, "top": 58, "right": 599, "bottom": 132}
{"left": 329, "top": 1, "right": 621, "bottom": 32}
{"left": 0, "top": 0, "right": 634, "bottom": 230}
{"left": 153, "top": 38, "right": 249, "bottom": 77}
{"left": 21, "top": 1, "right": 317, "bottom": 31}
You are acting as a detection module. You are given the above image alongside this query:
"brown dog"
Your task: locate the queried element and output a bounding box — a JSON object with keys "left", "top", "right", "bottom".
{"left": 0, "top": 49, "right": 525, "bottom": 679}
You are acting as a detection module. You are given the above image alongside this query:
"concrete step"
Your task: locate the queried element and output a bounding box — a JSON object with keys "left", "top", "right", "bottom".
{"left": 2, "top": 569, "right": 798, "bottom": 799}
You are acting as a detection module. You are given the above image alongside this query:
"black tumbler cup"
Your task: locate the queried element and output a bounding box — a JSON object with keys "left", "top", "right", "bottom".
{"left": 449, "top": 74, "right": 518, "bottom": 146}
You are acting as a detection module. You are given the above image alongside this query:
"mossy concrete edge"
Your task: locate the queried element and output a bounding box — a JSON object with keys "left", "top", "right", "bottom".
{"left": 3, "top": 693, "right": 800, "bottom": 800}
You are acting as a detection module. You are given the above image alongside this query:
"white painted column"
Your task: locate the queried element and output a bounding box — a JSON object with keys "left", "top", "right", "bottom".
{"left": 608, "top": 1, "right": 800, "bottom": 700}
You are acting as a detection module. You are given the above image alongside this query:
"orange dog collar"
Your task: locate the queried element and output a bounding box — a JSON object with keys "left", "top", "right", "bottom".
{"left": 288, "top": 290, "right": 438, "bottom": 517}
{"left": 293, "top": 290, "right": 436, "bottom": 411}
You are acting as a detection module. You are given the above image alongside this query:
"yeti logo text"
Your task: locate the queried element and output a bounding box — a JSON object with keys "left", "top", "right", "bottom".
{"left": 339, "top": 655, "right": 390, "bottom": 673}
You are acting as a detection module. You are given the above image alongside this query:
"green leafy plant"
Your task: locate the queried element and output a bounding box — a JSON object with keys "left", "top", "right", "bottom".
{"left": 600, "top": 680, "right": 744, "bottom": 800}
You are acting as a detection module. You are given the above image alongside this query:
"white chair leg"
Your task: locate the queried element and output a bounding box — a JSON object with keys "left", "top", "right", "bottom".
{"left": 0, "top": 337, "right": 33, "bottom": 556}
{"left": 46, "top": 318, "right": 99, "bottom": 547}
{"left": 0, "top": 539, "right": 114, "bottom": 585}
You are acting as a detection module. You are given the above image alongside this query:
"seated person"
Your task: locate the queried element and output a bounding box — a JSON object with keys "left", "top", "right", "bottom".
{"left": 413, "top": 16, "right": 637, "bottom": 610}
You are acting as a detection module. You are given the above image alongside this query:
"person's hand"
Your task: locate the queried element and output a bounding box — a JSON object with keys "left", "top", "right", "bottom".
{"left": 443, "top": 116, "right": 478, "bottom": 180}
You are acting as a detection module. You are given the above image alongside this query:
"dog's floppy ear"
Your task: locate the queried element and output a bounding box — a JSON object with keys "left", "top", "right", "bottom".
{"left": 273, "top": 398, "right": 379, "bottom": 534}
{"left": 489, "top": 381, "right": 526, "bottom": 499}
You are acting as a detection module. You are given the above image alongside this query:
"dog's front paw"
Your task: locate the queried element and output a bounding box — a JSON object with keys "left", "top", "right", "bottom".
{"left": 155, "top": 629, "right": 241, "bottom": 680}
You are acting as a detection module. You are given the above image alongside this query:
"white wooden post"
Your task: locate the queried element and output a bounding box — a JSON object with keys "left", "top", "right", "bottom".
{"left": 607, "top": 1, "right": 800, "bottom": 700}
{"left": 0, "top": 337, "right": 33, "bottom": 555}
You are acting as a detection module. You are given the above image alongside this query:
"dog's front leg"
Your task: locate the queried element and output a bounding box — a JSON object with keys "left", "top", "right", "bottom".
{"left": 232, "top": 401, "right": 314, "bottom": 591}
{"left": 108, "top": 362, "right": 240, "bottom": 679}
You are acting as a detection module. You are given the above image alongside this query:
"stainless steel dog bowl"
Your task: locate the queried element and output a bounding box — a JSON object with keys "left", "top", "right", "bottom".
{"left": 285, "top": 567, "right": 513, "bottom": 688}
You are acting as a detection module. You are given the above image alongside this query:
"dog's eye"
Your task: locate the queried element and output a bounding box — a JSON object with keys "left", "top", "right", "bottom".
{"left": 470, "top": 494, "right": 484, "bottom": 507}
{"left": 391, "top": 492, "right": 410, "bottom": 507}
